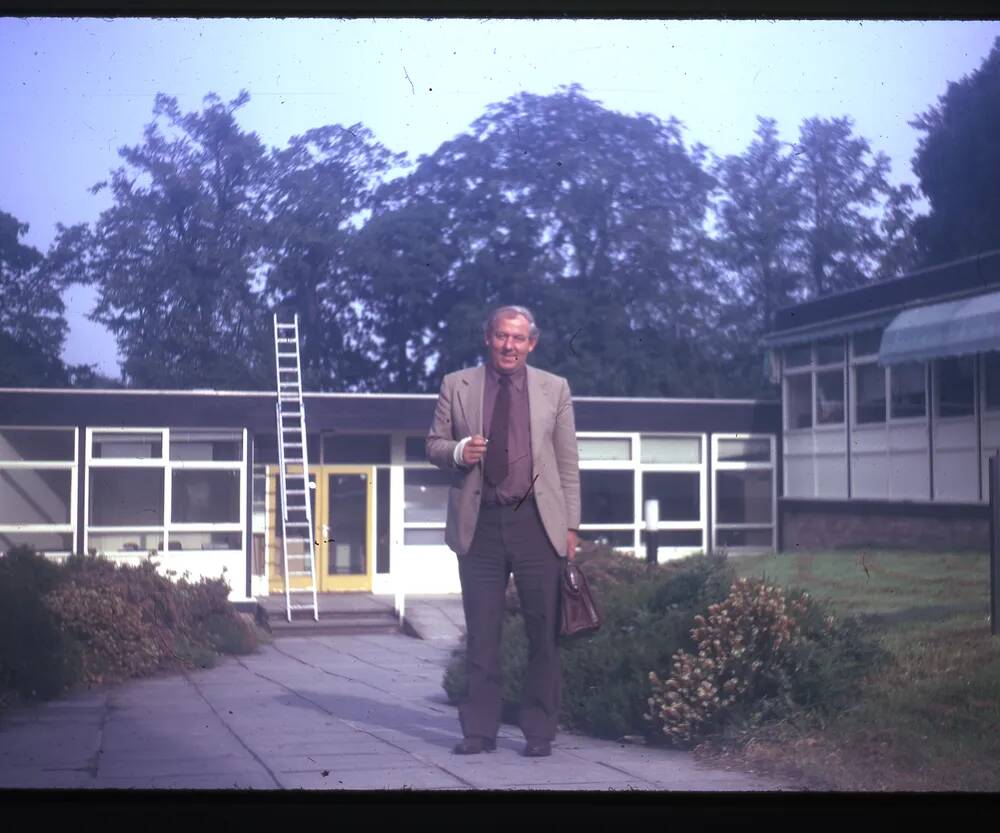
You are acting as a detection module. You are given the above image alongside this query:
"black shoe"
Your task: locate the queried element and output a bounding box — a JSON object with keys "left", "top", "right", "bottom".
{"left": 452, "top": 737, "right": 497, "bottom": 755}
{"left": 522, "top": 739, "right": 551, "bottom": 757}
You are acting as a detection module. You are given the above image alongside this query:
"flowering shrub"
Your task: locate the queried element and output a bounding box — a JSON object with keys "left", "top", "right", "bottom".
{"left": 646, "top": 577, "right": 845, "bottom": 746}
{"left": 44, "top": 585, "right": 163, "bottom": 685}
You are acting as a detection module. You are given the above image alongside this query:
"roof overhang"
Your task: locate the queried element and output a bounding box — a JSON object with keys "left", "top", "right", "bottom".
{"left": 762, "top": 309, "right": 898, "bottom": 350}
{"left": 878, "top": 289, "right": 1000, "bottom": 366}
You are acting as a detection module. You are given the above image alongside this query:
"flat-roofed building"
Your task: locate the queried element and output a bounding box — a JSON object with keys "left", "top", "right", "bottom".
{"left": 764, "top": 249, "right": 1000, "bottom": 552}
{"left": 0, "top": 387, "right": 780, "bottom": 601}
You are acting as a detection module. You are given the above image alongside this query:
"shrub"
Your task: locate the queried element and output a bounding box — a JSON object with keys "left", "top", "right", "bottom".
{"left": 1, "top": 549, "right": 258, "bottom": 705}
{"left": 442, "top": 549, "right": 734, "bottom": 739}
{"left": 645, "top": 577, "right": 882, "bottom": 747}
{"left": 0, "top": 548, "right": 82, "bottom": 700}
{"left": 44, "top": 585, "right": 163, "bottom": 685}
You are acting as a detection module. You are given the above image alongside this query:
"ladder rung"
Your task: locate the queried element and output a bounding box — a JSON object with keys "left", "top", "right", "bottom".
{"left": 277, "top": 338, "right": 298, "bottom": 343}
{"left": 276, "top": 323, "right": 297, "bottom": 329}
{"left": 288, "top": 602, "right": 317, "bottom": 608}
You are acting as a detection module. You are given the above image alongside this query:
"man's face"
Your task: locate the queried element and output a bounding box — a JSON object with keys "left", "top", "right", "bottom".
{"left": 485, "top": 313, "right": 537, "bottom": 374}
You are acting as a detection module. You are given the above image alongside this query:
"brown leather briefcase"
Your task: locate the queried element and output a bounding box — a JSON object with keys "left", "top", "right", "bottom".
{"left": 559, "top": 561, "right": 602, "bottom": 637}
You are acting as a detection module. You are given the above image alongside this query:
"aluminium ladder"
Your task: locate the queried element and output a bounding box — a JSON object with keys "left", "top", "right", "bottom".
{"left": 273, "top": 314, "right": 319, "bottom": 622}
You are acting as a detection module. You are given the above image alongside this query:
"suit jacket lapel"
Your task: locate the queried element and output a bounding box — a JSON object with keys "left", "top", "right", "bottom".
{"left": 457, "top": 365, "right": 485, "bottom": 437}
{"left": 527, "top": 365, "right": 548, "bottom": 468}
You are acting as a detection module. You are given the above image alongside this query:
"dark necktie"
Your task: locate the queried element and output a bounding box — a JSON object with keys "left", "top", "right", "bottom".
{"left": 484, "top": 375, "right": 510, "bottom": 487}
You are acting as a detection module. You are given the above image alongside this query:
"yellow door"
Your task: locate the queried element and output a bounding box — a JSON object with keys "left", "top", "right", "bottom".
{"left": 316, "top": 466, "right": 374, "bottom": 592}
{"left": 268, "top": 465, "right": 374, "bottom": 594}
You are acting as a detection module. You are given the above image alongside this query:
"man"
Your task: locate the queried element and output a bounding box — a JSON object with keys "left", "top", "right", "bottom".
{"left": 426, "top": 304, "right": 581, "bottom": 758}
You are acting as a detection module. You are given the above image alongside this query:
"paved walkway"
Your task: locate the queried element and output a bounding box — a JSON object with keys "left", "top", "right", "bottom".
{"left": 0, "top": 597, "right": 794, "bottom": 792}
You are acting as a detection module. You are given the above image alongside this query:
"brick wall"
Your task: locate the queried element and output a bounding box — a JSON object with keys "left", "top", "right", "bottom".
{"left": 782, "top": 506, "right": 989, "bottom": 552}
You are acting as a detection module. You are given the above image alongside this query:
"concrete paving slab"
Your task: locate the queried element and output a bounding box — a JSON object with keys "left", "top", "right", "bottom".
{"left": 438, "top": 759, "right": 644, "bottom": 789}
{"left": 0, "top": 769, "right": 98, "bottom": 789}
{"left": 0, "top": 627, "right": 799, "bottom": 792}
{"left": 276, "top": 766, "right": 470, "bottom": 791}
{"left": 267, "top": 751, "right": 422, "bottom": 773}
{"left": 93, "top": 772, "right": 278, "bottom": 790}
{"left": 96, "top": 753, "right": 263, "bottom": 778}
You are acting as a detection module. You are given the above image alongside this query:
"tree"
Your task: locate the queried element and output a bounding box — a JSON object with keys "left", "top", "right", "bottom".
{"left": 0, "top": 209, "right": 73, "bottom": 386}
{"left": 366, "top": 85, "right": 719, "bottom": 396}
{"left": 56, "top": 92, "right": 274, "bottom": 389}
{"left": 712, "top": 118, "right": 802, "bottom": 396}
{"left": 876, "top": 183, "right": 921, "bottom": 279}
{"left": 793, "top": 116, "right": 893, "bottom": 298}
{"left": 911, "top": 37, "right": 1000, "bottom": 264}
{"left": 264, "top": 124, "right": 404, "bottom": 391}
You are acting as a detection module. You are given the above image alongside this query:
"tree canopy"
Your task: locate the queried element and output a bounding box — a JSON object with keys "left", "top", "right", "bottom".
{"left": 26, "top": 81, "right": 950, "bottom": 398}
{"left": 911, "top": 36, "right": 1000, "bottom": 264}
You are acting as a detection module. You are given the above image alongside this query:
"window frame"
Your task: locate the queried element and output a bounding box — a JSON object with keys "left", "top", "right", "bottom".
{"left": 711, "top": 433, "right": 776, "bottom": 554}
{"left": 783, "top": 337, "right": 847, "bottom": 433}
{"left": 576, "top": 431, "right": 708, "bottom": 557}
{"left": 84, "top": 427, "right": 247, "bottom": 556}
{"left": 0, "top": 426, "right": 79, "bottom": 556}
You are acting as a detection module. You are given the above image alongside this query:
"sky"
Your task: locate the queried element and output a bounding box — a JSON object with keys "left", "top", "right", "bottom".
{"left": 3, "top": 17, "right": 1000, "bottom": 376}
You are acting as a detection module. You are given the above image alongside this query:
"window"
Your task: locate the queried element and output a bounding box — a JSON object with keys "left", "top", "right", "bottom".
{"left": 936, "top": 356, "right": 975, "bottom": 418}
{"left": 170, "top": 431, "right": 242, "bottom": 461}
{"left": 816, "top": 337, "right": 845, "bottom": 366}
{"left": 90, "top": 468, "right": 165, "bottom": 526}
{"left": 0, "top": 429, "right": 75, "bottom": 462}
{"left": 86, "top": 428, "right": 245, "bottom": 556}
{"left": 852, "top": 330, "right": 882, "bottom": 358}
{"left": 0, "top": 470, "right": 72, "bottom": 525}
{"left": 171, "top": 470, "right": 240, "bottom": 524}
{"left": 578, "top": 437, "right": 632, "bottom": 461}
{"left": 0, "top": 428, "right": 77, "bottom": 556}
{"left": 252, "top": 464, "right": 267, "bottom": 515}
{"left": 890, "top": 362, "right": 926, "bottom": 419}
{"left": 816, "top": 369, "right": 845, "bottom": 424}
{"left": 168, "top": 531, "right": 241, "bottom": 551}
{"left": 580, "top": 470, "right": 634, "bottom": 524}
{"left": 92, "top": 432, "right": 163, "bottom": 459}
{"left": 577, "top": 529, "right": 635, "bottom": 548}
{"left": 404, "top": 469, "right": 451, "bottom": 524}
{"left": 855, "top": 364, "right": 886, "bottom": 424}
{"left": 402, "top": 468, "right": 450, "bottom": 545}
{"left": 785, "top": 345, "right": 811, "bottom": 368}
{"left": 640, "top": 436, "right": 700, "bottom": 464}
{"left": 642, "top": 472, "right": 699, "bottom": 521}
{"left": 717, "top": 470, "right": 773, "bottom": 524}
{"left": 786, "top": 374, "right": 812, "bottom": 429}
{"left": 713, "top": 434, "right": 774, "bottom": 553}
{"left": 717, "top": 438, "right": 771, "bottom": 463}
{"left": 405, "top": 436, "right": 427, "bottom": 462}
{"left": 323, "top": 433, "right": 391, "bottom": 464}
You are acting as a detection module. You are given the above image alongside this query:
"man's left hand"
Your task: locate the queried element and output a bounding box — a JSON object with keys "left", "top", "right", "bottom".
{"left": 567, "top": 529, "right": 578, "bottom": 561}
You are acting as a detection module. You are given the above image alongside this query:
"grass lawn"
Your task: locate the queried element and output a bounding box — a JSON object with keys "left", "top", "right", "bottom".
{"left": 695, "top": 549, "right": 1000, "bottom": 791}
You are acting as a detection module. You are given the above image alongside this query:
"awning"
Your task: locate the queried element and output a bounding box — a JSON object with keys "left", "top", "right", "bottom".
{"left": 762, "top": 309, "right": 898, "bottom": 349}
{"left": 879, "top": 290, "right": 1000, "bottom": 365}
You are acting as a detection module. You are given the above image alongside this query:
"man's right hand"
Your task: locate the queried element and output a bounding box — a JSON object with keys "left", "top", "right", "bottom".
{"left": 462, "top": 434, "right": 489, "bottom": 466}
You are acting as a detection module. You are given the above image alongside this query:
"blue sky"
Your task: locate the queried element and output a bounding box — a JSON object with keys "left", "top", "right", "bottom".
{"left": 3, "top": 18, "right": 999, "bottom": 376}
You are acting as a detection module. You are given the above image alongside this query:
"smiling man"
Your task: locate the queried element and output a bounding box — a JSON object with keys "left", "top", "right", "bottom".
{"left": 426, "top": 304, "right": 581, "bottom": 758}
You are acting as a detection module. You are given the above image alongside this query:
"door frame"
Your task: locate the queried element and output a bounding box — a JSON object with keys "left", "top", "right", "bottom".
{"left": 267, "top": 464, "right": 375, "bottom": 594}
{"left": 315, "top": 465, "right": 375, "bottom": 592}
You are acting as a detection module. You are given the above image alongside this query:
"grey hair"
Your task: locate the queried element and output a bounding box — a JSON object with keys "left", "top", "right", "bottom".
{"left": 483, "top": 305, "right": 540, "bottom": 340}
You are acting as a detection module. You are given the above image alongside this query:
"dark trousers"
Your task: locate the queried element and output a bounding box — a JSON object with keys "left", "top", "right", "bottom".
{"left": 457, "top": 498, "right": 563, "bottom": 742}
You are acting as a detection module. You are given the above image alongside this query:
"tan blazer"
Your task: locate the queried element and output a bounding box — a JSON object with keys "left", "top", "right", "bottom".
{"left": 426, "top": 364, "right": 581, "bottom": 557}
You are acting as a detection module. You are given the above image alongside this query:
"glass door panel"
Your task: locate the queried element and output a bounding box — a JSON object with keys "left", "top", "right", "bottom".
{"left": 318, "top": 467, "right": 373, "bottom": 592}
